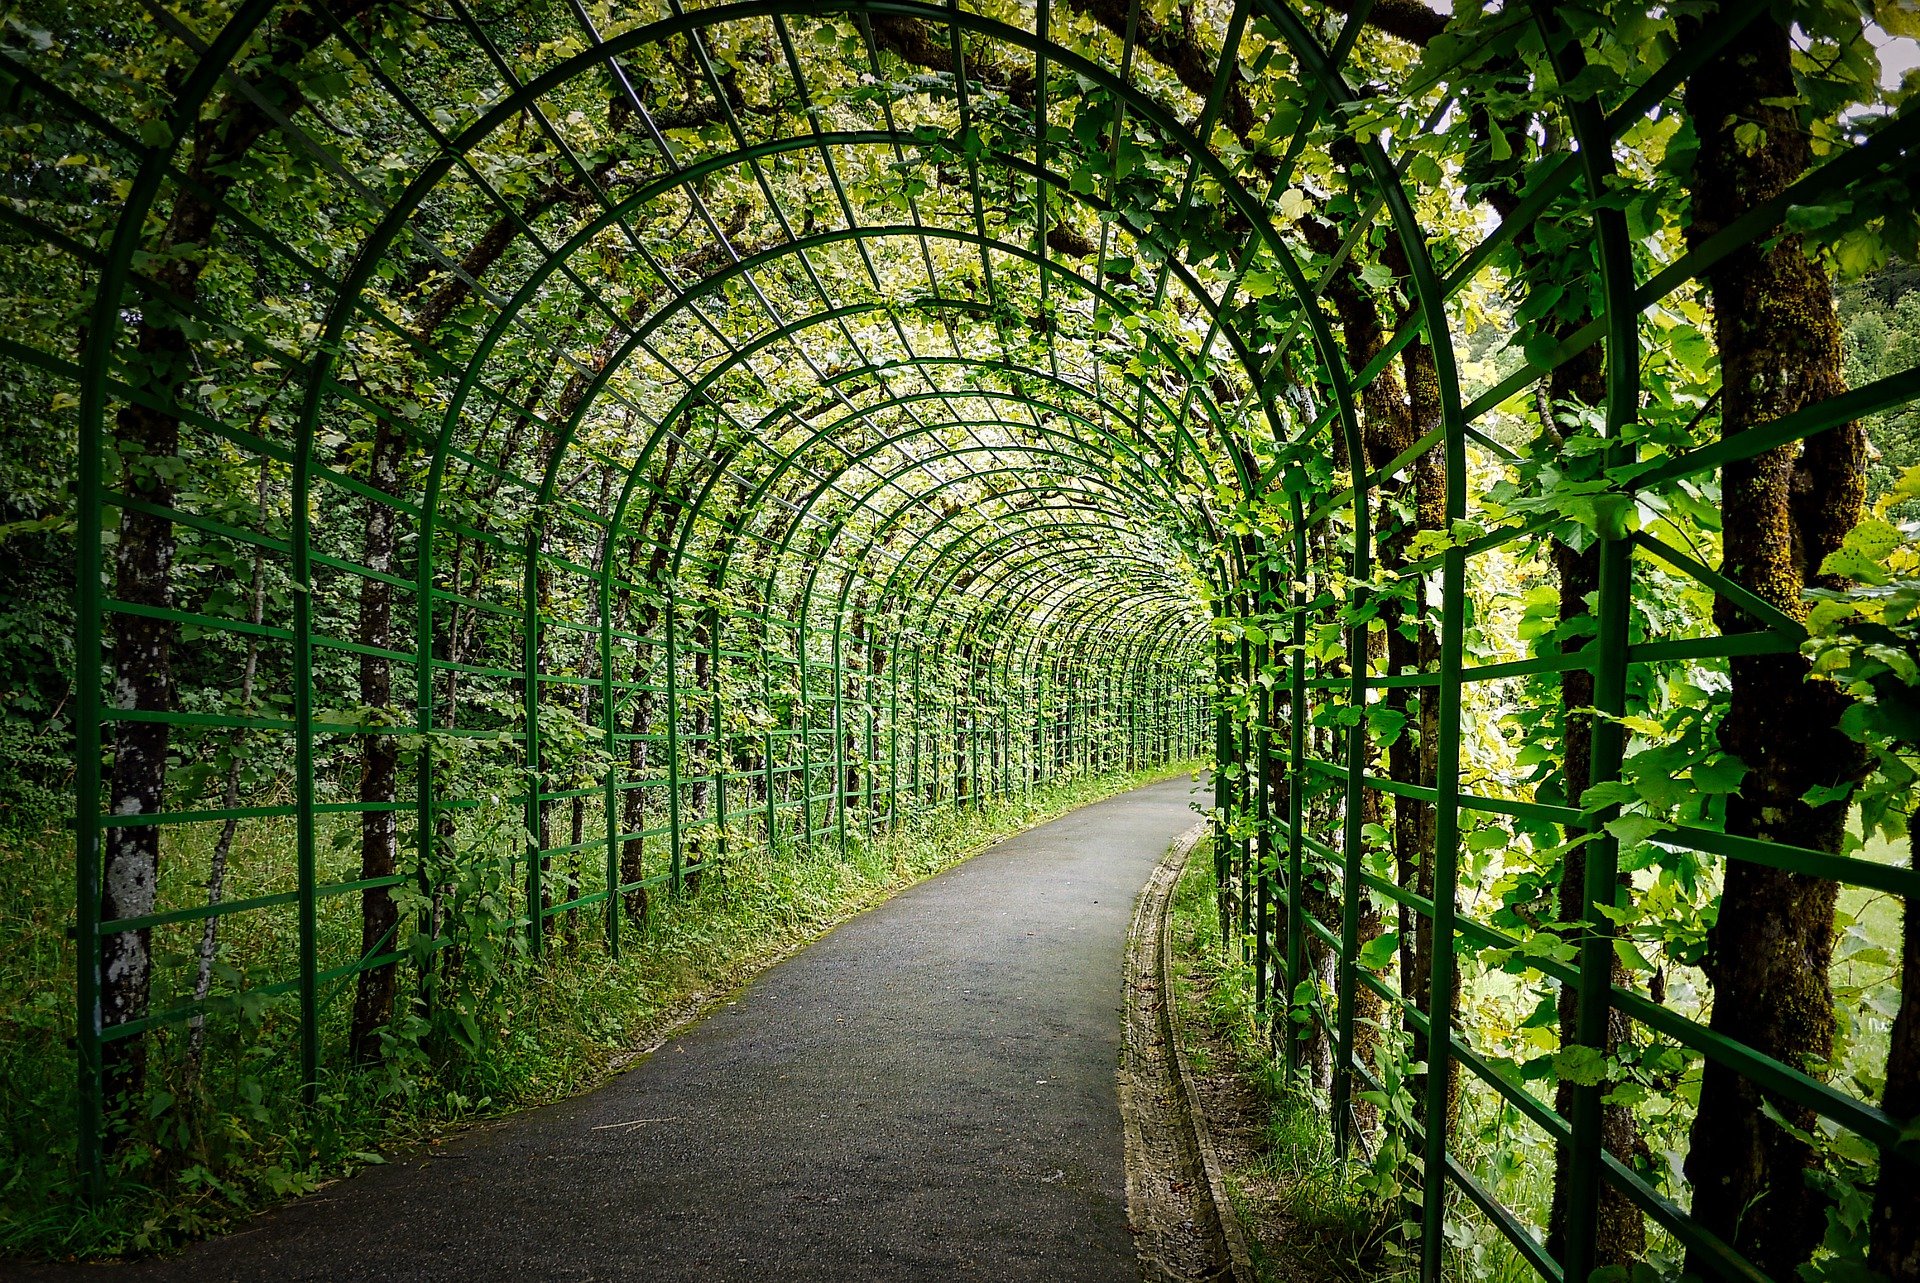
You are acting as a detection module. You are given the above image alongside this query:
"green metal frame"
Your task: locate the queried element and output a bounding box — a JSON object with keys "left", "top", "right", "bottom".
{"left": 16, "top": 0, "right": 1919, "bottom": 1275}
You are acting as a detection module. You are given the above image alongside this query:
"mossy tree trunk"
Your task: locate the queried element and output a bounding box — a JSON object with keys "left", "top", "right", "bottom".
{"left": 349, "top": 417, "right": 407, "bottom": 1064}
{"left": 1680, "top": 10, "right": 1869, "bottom": 1277}
{"left": 102, "top": 0, "right": 386, "bottom": 1124}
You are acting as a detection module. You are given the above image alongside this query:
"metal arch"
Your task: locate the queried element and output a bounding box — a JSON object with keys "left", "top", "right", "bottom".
{"left": 1015, "top": 572, "right": 1204, "bottom": 664}
{"left": 796, "top": 456, "right": 1178, "bottom": 585}
{"left": 926, "top": 570, "right": 1198, "bottom": 724}
{"left": 894, "top": 543, "right": 1188, "bottom": 670}
{"left": 512, "top": 219, "right": 1266, "bottom": 517}
{"left": 672, "top": 405, "right": 1210, "bottom": 634}
{"left": 995, "top": 558, "right": 1207, "bottom": 676}
{"left": 884, "top": 547, "right": 1191, "bottom": 686}
{"left": 683, "top": 434, "right": 1180, "bottom": 601}
{"left": 741, "top": 452, "right": 1182, "bottom": 691}
{"left": 589, "top": 323, "right": 1237, "bottom": 660}
{"left": 77, "top": 0, "right": 1427, "bottom": 584}
{"left": 49, "top": 7, "right": 1912, "bottom": 1275}
{"left": 839, "top": 543, "right": 1195, "bottom": 754}
{"left": 683, "top": 417, "right": 1200, "bottom": 593}
{"left": 1012, "top": 596, "right": 1205, "bottom": 708}
{"left": 898, "top": 534, "right": 1184, "bottom": 659}
{"left": 808, "top": 358, "right": 1229, "bottom": 503}
{"left": 990, "top": 572, "right": 1198, "bottom": 687}
{"left": 408, "top": 118, "right": 1271, "bottom": 529}
{"left": 885, "top": 516, "right": 1180, "bottom": 639}
{"left": 794, "top": 506, "right": 1172, "bottom": 689}
{"left": 908, "top": 547, "right": 1197, "bottom": 681}
{"left": 810, "top": 474, "right": 1178, "bottom": 633}
{"left": 717, "top": 433, "right": 1192, "bottom": 647}
{"left": 275, "top": 0, "right": 1342, "bottom": 555}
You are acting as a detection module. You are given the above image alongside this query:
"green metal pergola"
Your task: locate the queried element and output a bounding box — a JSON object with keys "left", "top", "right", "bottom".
{"left": 8, "top": 0, "right": 1919, "bottom": 1277}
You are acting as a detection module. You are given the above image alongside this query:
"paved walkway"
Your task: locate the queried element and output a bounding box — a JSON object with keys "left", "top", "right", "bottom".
{"left": 102, "top": 776, "right": 1208, "bottom": 1282}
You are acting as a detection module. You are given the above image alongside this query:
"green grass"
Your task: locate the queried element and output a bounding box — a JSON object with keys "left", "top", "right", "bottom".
{"left": 1167, "top": 838, "right": 1406, "bottom": 1283}
{"left": 1165, "top": 822, "right": 1913, "bottom": 1283}
{"left": 1, "top": 761, "right": 1203, "bottom": 1262}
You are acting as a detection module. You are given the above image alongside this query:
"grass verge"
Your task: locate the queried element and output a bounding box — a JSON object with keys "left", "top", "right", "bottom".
{"left": 1165, "top": 835, "right": 1404, "bottom": 1283}
{"left": 2, "top": 761, "right": 1201, "bottom": 1262}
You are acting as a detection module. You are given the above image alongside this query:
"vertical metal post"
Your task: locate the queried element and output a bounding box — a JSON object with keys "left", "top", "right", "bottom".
{"left": 665, "top": 594, "right": 684, "bottom": 897}
{"left": 293, "top": 394, "right": 319, "bottom": 1102}
{"left": 1214, "top": 623, "right": 1234, "bottom": 949}
{"left": 523, "top": 538, "right": 545, "bottom": 953}
{"left": 888, "top": 639, "right": 899, "bottom": 828}
{"left": 1128, "top": 665, "right": 1137, "bottom": 771}
{"left": 798, "top": 606, "right": 812, "bottom": 844}
{"left": 1254, "top": 624, "right": 1273, "bottom": 1015}
{"left": 1286, "top": 509, "right": 1308, "bottom": 1069}
{"left": 1418, "top": 539, "right": 1467, "bottom": 1280}
{"left": 1334, "top": 455, "right": 1374, "bottom": 1143}
{"left": 970, "top": 663, "right": 982, "bottom": 809}
{"left": 832, "top": 611, "right": 847, "bottom": 854}
{"left": 1238, "top": 630, "right": 1252, "bottom": 949}
{"left": 1001, "top": 691, "right": 1010, "bottom": 799}
{"left": 1034, "top": 667, "right": 1046, "bottom": 789}
{"left": 712, "top": 612, "right": 728, "bottom": 870}
{"left": 601, "top": 540, "right": 621, "bottom": 957}
{"left": 763, "top": 633, "right": 777, "bottom": 848}
{"left": 1531, "top": 9, "right": 1638, "bottom": 1275}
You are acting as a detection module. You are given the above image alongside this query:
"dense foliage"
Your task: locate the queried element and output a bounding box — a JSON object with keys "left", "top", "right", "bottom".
{"left": 0, "top": 0, "right": 1916, "bottom": 1278}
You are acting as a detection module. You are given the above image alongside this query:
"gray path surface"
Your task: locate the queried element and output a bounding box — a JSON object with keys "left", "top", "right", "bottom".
{"left": 89, "top": 776, "right": 1207, "bottom": 1282}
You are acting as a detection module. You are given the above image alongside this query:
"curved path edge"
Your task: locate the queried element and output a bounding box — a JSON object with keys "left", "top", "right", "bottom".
{"left": 1121, "top": 824, "right": 1258, "bottom": 1283}
{"left": 45, "top": 775, "right": 1210, "bottom": 1282}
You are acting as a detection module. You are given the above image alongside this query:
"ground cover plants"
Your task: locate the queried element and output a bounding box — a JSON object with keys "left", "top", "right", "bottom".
{"left": 2, "top": 760, "right": 1201, "bottom": 1261}
{"left": 4, "top": 0, "right": 1918, "bottom": 1279}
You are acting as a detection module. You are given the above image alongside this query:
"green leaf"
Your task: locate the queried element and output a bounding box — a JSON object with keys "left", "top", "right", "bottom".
{"left": 1691, "top": 757, "right": 1747, "bottom": 795}
{"left": 1821, "top": 546, "right": 1888, "bottom": 584}
{"left": 1359, "top": 261, "right": 1395, "bottom": 291}
{"left": 1614, "top": 937, "right": 1656, "bottom": 973}
{"left": 1846, "top": 517, "right": 1903, "bottom": 560}
{"left": 1802, "top": 780, "right": 1854, "bottom": 807}
{"left": 1604, "top": 814, "right": 1664, "bottom": 847}
{"left": 1554, "top": 1045, "right": 1608, "bottom": 1086}
{"left": 1358, "top": 931, "right": 1400, "bottom": 970}
{"left": 1873, "top": 0, "right": 1920, "bottom": 38}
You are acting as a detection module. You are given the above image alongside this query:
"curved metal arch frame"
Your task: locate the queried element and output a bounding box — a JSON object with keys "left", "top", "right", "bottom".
{"left": 63, "top": 0, "right": 1367, "bottom": 1213}
{"left": 48, "top": 6, "right": 1915, "bottom": 1281}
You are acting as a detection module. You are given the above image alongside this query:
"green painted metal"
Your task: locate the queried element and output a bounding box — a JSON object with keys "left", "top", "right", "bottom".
{"left": 31, "top": 2, "right": 1920, "bottom": 1278}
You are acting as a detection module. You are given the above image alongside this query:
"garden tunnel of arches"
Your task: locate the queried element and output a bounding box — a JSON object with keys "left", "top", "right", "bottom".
{"left": 10, "top": 0, "right": 1920, "bottom": 1281}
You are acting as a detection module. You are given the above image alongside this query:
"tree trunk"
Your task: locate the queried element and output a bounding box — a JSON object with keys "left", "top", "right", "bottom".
{"left": 619, "top": 436, "right": 682, "bottom": 923}
{"left": 349, "top": 420, "right": 406, "bottom": 1064}
{"left": 1680, "top": 11, "right": 1869, "bottom": 1277}
{"left": 1542, "top": 341, "right": 1650, "bottom": 1268}
{"left": 101, "top": 391, "right": 177, "bottom": 1121}
{"left": 99, "top": 0, "right": 387, "bottom": 1126}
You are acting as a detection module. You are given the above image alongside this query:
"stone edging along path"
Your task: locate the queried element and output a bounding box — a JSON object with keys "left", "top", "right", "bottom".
{"left": 1121, "top": 823, "right": 1259, "bottom": 1283}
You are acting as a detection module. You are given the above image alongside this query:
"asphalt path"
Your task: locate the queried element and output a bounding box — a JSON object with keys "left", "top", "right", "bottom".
{"left": 79, "top": 775, "right": 1207, "bottom": 1282}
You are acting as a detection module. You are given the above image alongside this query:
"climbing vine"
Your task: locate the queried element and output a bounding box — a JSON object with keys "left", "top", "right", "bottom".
{"left": 0, "top": 0, "right": 1917, "bottom": 1278}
